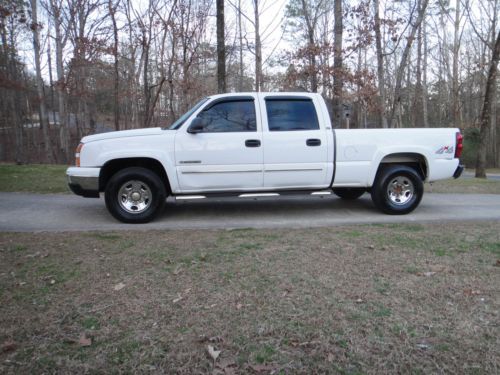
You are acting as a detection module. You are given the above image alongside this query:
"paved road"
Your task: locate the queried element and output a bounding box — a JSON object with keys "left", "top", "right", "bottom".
{"left": 1, "top": 192, "right": 500, "bottom": 232}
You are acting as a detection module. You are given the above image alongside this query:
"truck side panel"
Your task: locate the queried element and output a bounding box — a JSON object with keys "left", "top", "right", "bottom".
{"left": 332, "top": 129, "right": 460, "bottom": 187}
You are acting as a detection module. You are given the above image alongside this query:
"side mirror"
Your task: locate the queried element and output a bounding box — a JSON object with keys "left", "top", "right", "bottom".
{"left": 187, "top": 117, "right": 206, "bottom": 134}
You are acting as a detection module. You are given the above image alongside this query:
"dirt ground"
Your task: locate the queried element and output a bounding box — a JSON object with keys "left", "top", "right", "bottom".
{"left": 1, "top": 222, "right": 499, "bottom": 374}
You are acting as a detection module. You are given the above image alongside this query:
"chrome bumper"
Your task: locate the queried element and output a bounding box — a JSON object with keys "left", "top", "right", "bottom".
{"left": 66, "top": 167, "right": 100, "bottom": 198}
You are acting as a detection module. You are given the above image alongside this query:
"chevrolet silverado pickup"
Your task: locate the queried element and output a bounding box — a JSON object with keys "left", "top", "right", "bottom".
{"left": 67, "top": 92, "right": 464, "bottom": 223}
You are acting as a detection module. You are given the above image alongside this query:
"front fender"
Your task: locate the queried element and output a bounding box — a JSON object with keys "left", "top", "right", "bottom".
{"left": 80, "top": 134, "right": 180, "bottom": 192}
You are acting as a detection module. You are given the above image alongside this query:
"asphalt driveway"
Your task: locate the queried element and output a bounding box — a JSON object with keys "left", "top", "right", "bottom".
{"left": 1, "top": 192, "right": 500, "bottom": 232}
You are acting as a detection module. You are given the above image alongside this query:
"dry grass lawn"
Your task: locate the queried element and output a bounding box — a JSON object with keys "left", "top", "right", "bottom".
{"left": 1, "top": 222, "right": 499, "bottom": 374}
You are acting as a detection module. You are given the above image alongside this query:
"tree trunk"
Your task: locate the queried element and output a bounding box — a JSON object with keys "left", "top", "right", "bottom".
{"left": 109, "top": 0, "right": 120, "bottom": 131}
{"left": 333, "top": 0, "right": 343, "bottom": 127}
{"left": 30, "top": 0, "right": 52, "bottom": 163}
{"left": 51, "top": 0, "right": 69, "bottom": 162}
{"left": 238, "top": 0, "right": 244, "bottom": 91}
{"left": 387, "top": 0, "right": 429, "bottom": 128}
{"left": 476, "top": 30, "right": 500, "bottom": 178}
{"left": 142, "top": 30, "right": 150, "bottom": 127}
{"left": 300, "top": 0, "right": 317, "bottom": 92}
{"left": 253, "top": 0, "right": 262, "bottom": 91}
{"left": 489, "top": 1, "right": 498, "bottom": 167}
{"left": 413, "top": 0, "right": 423, "bottom": 128}
{"left": 373, "top": 0, "right": 387, "bottom": 128}
{"left": 452, "top": 0, "right": 461, "bottom": 127}
{"left": 216, "top": 0, "right": 226, "bottom": 93}
{"left": 422, "top": 15, "right": 429, "bottom": 128}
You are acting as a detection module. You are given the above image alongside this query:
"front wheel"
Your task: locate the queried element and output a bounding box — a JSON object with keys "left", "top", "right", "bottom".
{"left": 105, "top": 167, "right": 166, "bottom": 223}
{"left": 370, "top": 165, "right": 423, "bottom": 215}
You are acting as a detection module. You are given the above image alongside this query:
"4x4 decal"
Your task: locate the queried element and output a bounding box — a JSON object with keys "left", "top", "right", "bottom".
{"left": 436, "top": 146, "right": 454, "bottom": 154}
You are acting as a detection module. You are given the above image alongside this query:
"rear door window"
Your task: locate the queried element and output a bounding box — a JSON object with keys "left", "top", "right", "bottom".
{"left": 265, "top": 99, "right": 319, "bottom": 131}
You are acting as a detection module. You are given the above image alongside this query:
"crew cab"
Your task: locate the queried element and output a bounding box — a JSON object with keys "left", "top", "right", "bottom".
{"left": 66, "top": 92, "right": 464, "bottom": 223}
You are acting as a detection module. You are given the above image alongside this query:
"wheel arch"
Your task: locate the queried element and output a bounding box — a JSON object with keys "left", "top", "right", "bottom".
{"left": 99, "top": 157, "right": 171, "bottom": 194}
{"left": 372, "top": 152, "right": 428, "bottom": 184}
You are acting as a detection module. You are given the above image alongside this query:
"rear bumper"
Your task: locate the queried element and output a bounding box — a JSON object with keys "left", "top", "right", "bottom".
{"left": 66, "top": 167, "right": 100, "bottom": 198}
{"left": 453, "top": 164, "right": 464, "bottom": 179}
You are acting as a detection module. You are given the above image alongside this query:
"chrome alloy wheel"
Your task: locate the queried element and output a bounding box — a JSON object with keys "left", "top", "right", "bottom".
{"left": 387, "top": 176, "right": 414, "bottom": 205}
{"left": 118, "top": 180, "right": 152, "bottom": 214}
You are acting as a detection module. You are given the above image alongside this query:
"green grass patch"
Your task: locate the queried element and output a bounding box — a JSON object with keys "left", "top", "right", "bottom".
{"left": 89, "top": 233, "right": 122, "bottom": 241}
{"left": 253, "top": 344, "right": 277, "bottom": 364}
{"left": 427, "top": 178, "right": 500, "bottom": 194}
{"left": 480, "top": 242, "right": 500, "bottom": 256}
{"left": 81, "top": 316, "right": 101, "bottom": 330}
{"left": 0, "top": 164, "right": 69, "bottom": 194}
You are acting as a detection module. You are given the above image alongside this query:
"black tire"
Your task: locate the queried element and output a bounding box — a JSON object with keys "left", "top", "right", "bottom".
{"left": 104, "top": 167, "right": 166, "bottom": 223}
{"left": 333, "top": 187, "right": 366, "bottom": 200}
{"left": 370, "top": 165, "right": 423, "bottom": 215}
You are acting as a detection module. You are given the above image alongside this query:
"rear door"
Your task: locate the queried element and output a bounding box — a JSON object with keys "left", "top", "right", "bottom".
{"left": 260, "top": 95, "right": 329, "bottom": 189}
{"left": 175, "top": 96, "right": 264, "bottom": 192}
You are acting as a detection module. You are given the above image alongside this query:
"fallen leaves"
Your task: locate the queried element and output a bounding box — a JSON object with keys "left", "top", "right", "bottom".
{"left": 113, "top": 282, "right": 126, "bottom": 291}
{"left": 463, "top": 289, "right": 481, "bottom": 297}
{"left": 1, "top": 339, "right": 17, "bottom": 353}
{"left": 248, "top": 364, "right": 277, "bottom": 373}
{"left": 64, "top": 333, "right": 92, "bottom": 347}
{"left": 173, "top": 288, "right": 191, "bottom": 304}
{"left": 417, "top": 264, "right": 452, "bottom": 277}
{"left": 172, "top": 294, "right": 184, "bottom": 304}
{"left": 198, "top": 335, "right": 223, "bottom": 344}
{"left": 78, "top": 333, "right": 92, "bottom": 347}
{"left": 207, "top": 344, "right": 221, "bottom": 362}
{"left": 215, "top": 359, "right": 237, "bottom": 374}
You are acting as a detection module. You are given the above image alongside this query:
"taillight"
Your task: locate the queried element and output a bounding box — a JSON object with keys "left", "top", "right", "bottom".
{"left": 75, "top": 143, "right": 84, "bottom": 167}
{"left": 455, "top": 132, "right": 463, "bottom": 158}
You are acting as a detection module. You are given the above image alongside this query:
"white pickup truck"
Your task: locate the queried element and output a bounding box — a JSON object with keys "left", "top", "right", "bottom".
{"left": 67, "top": 92, "right": 464, "bottom": 223}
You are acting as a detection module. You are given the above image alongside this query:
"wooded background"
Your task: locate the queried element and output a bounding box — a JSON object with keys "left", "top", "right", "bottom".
{"left": 0, "top": 0, "right": 499, "bottom": 176}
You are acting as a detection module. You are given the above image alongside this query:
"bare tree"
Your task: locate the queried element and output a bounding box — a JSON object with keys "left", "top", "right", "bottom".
{"left": 46, "top": 0, "right": 70, "bottom": 161}
{"left": 476, "top": 29, "right": 500, "bottom": 177}
{"left": 387, "top": 0, "right": 429, "bottom": 128}
{"left": 373, "top": 0, "right": 387, "bottom": 128}
{"left": 216, "top": 0, "right": 226, "bottom": 93}
{"left": 30, "top": 0, "right": 52, "bottom": 162}
{"left": 253, "top": 0, "right": 262, "bottom": 91}
{"left": 332, "top": 0, "right": 342, "bottom": 126}
{"left": 108, "top": 0, "right": 120, "bottom": 131}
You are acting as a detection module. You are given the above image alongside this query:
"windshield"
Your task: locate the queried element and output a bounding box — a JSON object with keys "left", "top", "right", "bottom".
{"left": 166, "top": 98, "right": 209, "bottom": 130}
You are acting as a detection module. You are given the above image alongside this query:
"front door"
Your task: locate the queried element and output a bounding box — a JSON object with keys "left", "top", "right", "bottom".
{"left": 175, "top": 97, "right": 264, "bottom": 192}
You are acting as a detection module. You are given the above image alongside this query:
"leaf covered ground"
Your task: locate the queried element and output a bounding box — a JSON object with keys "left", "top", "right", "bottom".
{"left": 0, "top": 222, "right": 499, "bottom": 374}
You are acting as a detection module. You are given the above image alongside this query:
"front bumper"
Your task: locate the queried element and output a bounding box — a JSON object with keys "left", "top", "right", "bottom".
{"left": 453, "top": 164, "right": 465, "bottom": 179}
{"left": 66, "top": 167, "right": 100, "bottom": 198}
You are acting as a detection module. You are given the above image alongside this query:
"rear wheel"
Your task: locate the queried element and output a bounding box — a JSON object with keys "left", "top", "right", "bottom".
{"left": 105, "top": 167, "right": 166, "bottom": 223}
{"left": 333, "top": 187, "right": 366, "bottom": 200}
{"left": 371, "top": 165, "right": 423, "bottom": 215}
